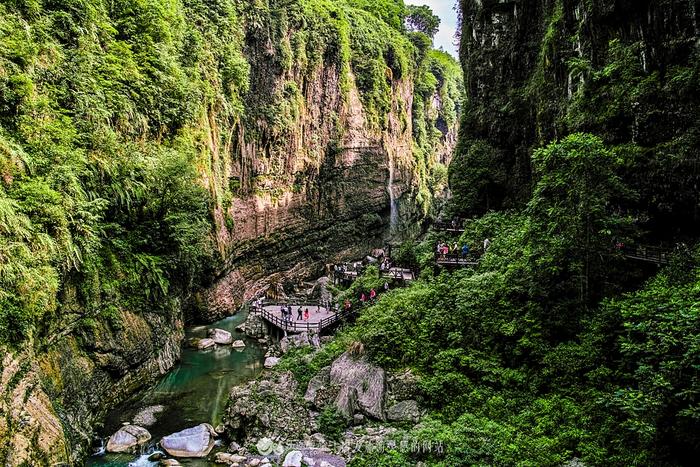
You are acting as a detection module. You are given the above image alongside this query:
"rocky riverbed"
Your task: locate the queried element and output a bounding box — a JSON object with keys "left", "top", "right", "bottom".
{"left": 88, "top": 311, "right": 265, "bottom": 466}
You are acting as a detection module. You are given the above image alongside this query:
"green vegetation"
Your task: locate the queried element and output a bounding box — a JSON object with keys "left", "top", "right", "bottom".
{"left": 308, "top": 134, "right": 699, "bottom": 465}
{"left": 319, "top": 405, "right": 351, "bottom": 441}
{"left": 0, "top": 0, "right": 248, "bottom": 346}
{"left": 0, "top": 0, "right": 461, "bottom": 348}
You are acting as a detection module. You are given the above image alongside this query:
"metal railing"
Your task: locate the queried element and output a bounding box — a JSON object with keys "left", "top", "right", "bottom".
{"left": 254, "top": 303, "right": 356, "bottom": 333}
{"left": 435, "top": 253, "right": 480, "bottom": 267}
{"left": 622, "top": 245, "right": 672, "bottom": 265}
{"left": 434, "top": 220, "right": 465, "bottom": 232}
{"left": 380, "top": 268, "right": 415, "bottom": 281}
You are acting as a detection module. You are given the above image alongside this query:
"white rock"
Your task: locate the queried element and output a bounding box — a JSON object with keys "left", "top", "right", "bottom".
{"left": 283, "top": 450, "right": 303, "bottom": 467}
{"left": 264, "top": 357, "right": 280, "bottom": 368}
{"left": 208, "top": 328, "right": 233, "bottom": 345}
{"left": 160, "top": 423, "right": 217, "bottom": 458}
{"left": 232, "top": 339, "right": 246, "bottom": 348}
{"left": 105, "top": 425, "right": 151, "bottom": 453}
{"left": 196, "top": 338, "right": 216, "bottom": 350}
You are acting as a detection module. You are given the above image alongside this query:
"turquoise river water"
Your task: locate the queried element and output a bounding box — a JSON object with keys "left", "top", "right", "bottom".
{"left": 87, "top": 310, "right": 265, "bottom": 466}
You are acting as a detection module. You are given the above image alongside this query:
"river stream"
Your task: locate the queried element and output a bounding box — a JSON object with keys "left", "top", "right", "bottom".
{"left": 88, "top": 310, "right": 265, "bottom": 466}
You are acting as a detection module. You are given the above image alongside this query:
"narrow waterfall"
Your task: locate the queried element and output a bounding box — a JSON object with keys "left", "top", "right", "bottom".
{"left": 387, "top": 152, "right": 399, "bottom": 233}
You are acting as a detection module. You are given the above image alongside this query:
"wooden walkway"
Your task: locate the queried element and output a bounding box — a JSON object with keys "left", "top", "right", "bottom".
{"left": 436, "top": 253, "right": 480, "bottom": 267}
{"left": 434, "top": 221, "right": 465, "bottom": 233}
{"left": 253, "top": 302, "right": 356, "bottom": 333}
{"left": 334, "top": 267, "right": 415, "bottom": 283}
{"left": 622, "top": 245, "right": 672, "bottom": 265}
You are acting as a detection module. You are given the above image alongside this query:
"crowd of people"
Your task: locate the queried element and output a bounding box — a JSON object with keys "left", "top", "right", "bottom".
{"left": 279, "top": 304, "right": 313, "bottom": 322}
{"left": 436, "top": 238, "right": 491, "bottom": 260}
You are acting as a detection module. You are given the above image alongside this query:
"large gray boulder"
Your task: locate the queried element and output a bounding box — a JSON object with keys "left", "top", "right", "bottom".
{"left": 330, "top": 352, "right": 386, "bottom": 420}
{"left": 160, "top": 423, "right": 217, "bottom": 458}
{"left": 207, "top": 328, "right": 233, "bottom": 345}
{"left": 194, "top": 338, "right": 216, "bottom": 350}
{"left": 386, "top": 400, "right": 421, "bottom": 423}
{"left": 105, "top": 424, "right": 151, "bottom": 453}
{"left": 282, "top": 450, "right": 303, "bottom": 467}
{"left": 224, "top": 371, "right": 311, "bottom": 444}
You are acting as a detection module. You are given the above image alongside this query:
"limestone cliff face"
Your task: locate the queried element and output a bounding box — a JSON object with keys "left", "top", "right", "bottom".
{"left": 456, "top": 0, "right": 700, "bottom": 222}
{"left": 1, "top": 306, "right": 183, "bottom": 464}
{"left": 201, "top": 21, "right": 445, "bottom": 318}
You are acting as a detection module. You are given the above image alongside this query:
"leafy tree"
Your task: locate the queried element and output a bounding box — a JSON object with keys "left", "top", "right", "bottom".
{"left": 405, "top": 5, "right": 440, "bottom": 39}
{"left": 525, "top": 133, "right": 633, "bottom": 324}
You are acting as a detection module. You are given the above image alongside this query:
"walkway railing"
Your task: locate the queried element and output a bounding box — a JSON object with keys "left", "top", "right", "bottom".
{"left": 254, "top": 304, "right": 356, "bottom": 333}
{"left": 622, "top": 245, "right": 672, "bottom": 265}
{"left": 334, "top": 267, "right": 415, "bottom": 283}
{"left": 434, "top": 220, "right": 465, "bottom": 233}
{"left": 436, "top": 253, "right": 480, "bottom": 267}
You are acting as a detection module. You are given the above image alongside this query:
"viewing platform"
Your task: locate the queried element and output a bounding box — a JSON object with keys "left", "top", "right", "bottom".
{"left": 252, "top": 302, "right": 356, "bottom": 334}
{"left": 334, "top": 266, "right": 416, "bottom": 283}
{"left": 622, "top": 245, "right": 673, "bottom": 265}
{"left": 436, "top": 253, "right": 480, "bottom": 267}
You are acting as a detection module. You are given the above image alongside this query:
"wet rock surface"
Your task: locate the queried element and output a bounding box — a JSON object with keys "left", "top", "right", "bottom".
{"left": 208, "top": 328, "right": 234, "bottom": 345}
{"left": 160, "top": 423, "right": 217, "bottom": 458}
{"left": 105, "top": 424, "right": 151, "bottom": 453}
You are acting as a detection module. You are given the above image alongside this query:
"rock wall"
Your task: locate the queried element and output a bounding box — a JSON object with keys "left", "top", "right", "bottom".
{"left": 0, "top": 306, "right": 183, "bottom": 464}
{"left": 202, "top": 26, "right": 432, "bottom": 319}
{"left": 455, "top": 0, "right": 700, "bottom": 223}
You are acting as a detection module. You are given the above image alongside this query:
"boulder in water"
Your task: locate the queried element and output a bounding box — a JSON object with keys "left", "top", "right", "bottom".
{"left": 232, "top": 339, "right": 246, "bottom": 348}
{"left": 192, "top": 338, "right": 216, "bottom": 350}
{"left": 132, "top": 405, "right": 164, "bottom": 427}
{"left": 160, "top": 460, "right": 182, "bottom": 466}
{"left": 105, "top": 424, "right": 151, "bottom": 453}
{"left": 207, "top": 328, "right": 233, "bottom": 345}
{"left": 160, "top": 423, "right": 217, "bottom": 458}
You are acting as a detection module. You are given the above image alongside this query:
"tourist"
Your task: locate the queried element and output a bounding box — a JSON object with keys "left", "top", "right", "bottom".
{"left": 344, "top": 299, "right": 351, "bottom": 311}
{"left": 483, "top": 238, "right": 491, "bottom": 251}
{"left": 452, "top": 242, "right": 459, "bottom": 254}
{"left": 297, "top": 306, "right": 303, "bottom": 320}
{"left": 360, "top": 292, "right": 367, "bottom": 304}
{"left": 370, "top": 288, "right": 377, "bottom": 301}
{"left": 304, "top": 308, "right": 309, "bottom": 320}
{"left": 462, "top": 244, "right": 469, "bottom": 259}
{"left": 384, "top": 281, "right": 389, "bottom": 291}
